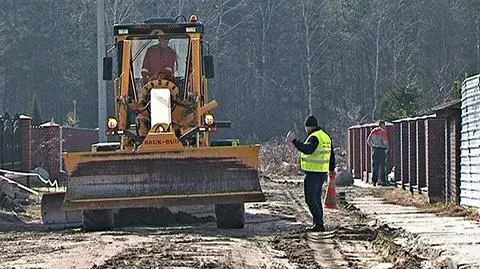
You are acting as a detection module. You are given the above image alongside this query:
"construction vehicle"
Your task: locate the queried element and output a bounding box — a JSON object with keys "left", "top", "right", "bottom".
{"left": 40, "top": 14, "right": 265, "bottom": 231}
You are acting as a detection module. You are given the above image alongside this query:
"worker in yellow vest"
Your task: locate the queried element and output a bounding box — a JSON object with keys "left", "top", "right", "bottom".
{"left": 286, "top": 115, "right": 335, "bottom": 232}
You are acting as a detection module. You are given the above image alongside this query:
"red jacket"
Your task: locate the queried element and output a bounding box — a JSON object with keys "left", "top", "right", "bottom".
{"left": 367, "top": 127, "right": 389, "bottom": 149}
{"left": 141, "top": 46, "right": 177, "bottom": 80}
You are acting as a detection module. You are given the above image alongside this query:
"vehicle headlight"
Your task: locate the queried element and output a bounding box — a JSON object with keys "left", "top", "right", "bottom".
{"left": 107, "top": 117, "right": 118, "bottom": 129}
{"left": 205, "top": 114, "right": 214, "bottom": 126}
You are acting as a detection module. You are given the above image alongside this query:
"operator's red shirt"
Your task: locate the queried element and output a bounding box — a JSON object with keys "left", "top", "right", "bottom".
{"left": 367, "top": 127, "right": 389, "bottom": 149}
{"left": 142, "top": 46, "right": 177, "bottom": 80}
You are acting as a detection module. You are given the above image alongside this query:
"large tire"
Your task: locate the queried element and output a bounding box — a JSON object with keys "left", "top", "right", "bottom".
{"left": 215, "top": 203, "right": 245, "bottom": 229}
{"left": 82, "top": 209, "right": 114, "bottom": 231}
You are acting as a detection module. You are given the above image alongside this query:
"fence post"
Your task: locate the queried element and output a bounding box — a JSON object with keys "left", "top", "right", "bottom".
{"left": 416, "top": 120, "right": 426, "bottom": 194}
{"left": 365, "top": 126, "right": 372, "bottom": 183}
{"left": 393, "top": 122, "right": 401, "bottom": 184}
{"left": 348, "top": 127, "right": 353, "bottom": 174}
{"left": 353, "top": 127, "right": 361, "bottom": 178}
{"left": 359, "top": 126, "right": 365, "bottom": 181}
{"left": 0, "top": 116, "right": 3, "bottom": 168}
{"left": 19, "top": 115, "right": 32, "bottom": 186}
{"left": 408, "top": 121, "right": 417, "bottom": 193}
{"left": 400, "top": 121, "right": 409, "bottom": 190}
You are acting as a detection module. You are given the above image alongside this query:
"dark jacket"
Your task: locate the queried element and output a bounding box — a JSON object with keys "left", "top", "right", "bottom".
{"left": 292, "top": 127, "right": 335, "bottom": 173}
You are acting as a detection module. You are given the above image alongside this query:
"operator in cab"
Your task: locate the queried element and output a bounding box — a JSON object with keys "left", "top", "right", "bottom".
{"left": 141, "top": 35, "right": 178, "bottom": 83}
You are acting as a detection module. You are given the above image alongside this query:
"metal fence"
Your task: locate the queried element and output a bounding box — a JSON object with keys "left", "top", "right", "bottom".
{"left": 461, "top": 74, "right": 480, "bottom": 208}
{"left": 0, "top": 113, "right": 22, "bottom": 170}
{"left": 348, "top": 108, "right": 460, "bottom": 204}
{"left": 347, "top": 122, "right": 394, "bottom": 182}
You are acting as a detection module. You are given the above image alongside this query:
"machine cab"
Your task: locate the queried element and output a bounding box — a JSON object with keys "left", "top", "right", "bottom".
{"left": 102, "top": 15, "right": 217, "bottom": 151}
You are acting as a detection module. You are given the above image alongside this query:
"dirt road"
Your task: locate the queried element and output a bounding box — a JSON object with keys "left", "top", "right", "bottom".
{"left": 1, "top": 175, "right": 416, "bottom": 269}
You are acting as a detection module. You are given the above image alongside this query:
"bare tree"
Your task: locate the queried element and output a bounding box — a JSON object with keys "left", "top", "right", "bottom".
{"left": 371, "top": 20, "right": 381, "bottom": 120}
{"left": 104, "top": 0, "right": 144, "bottom": 42}
{"left": 0, "top": 10, "right": 7, "bottom": 113}
{"left": 297, "top": 0, "right": 328, "bottom": 115}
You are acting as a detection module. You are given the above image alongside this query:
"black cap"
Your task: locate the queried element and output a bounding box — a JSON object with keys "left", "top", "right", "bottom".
{"left": 305, "top": 115, "right": 318, "bottom": 127}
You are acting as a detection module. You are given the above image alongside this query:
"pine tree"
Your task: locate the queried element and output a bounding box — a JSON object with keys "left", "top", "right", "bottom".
{"left": 30, "top": 93, "right": 42, "bottom": 126}
{"left": 450, "top": 81, "right": 461, "bottom": 101}
{"left": 379, "top": 82, "right": 422, "bottom": 121}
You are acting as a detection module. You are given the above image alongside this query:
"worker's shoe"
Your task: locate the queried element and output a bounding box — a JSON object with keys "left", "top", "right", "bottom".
{"left": 306, "top": 224, "right": 325, "bottom": 232}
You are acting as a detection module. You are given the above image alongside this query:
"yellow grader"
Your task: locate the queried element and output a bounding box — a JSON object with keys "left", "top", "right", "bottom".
{"left": 41, "top": 15, "right": 265, "bottom": 231}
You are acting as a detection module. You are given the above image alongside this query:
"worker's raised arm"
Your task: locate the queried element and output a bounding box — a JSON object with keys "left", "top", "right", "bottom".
{"left": 292, "top": 136, "right": 319, "bottom": 155}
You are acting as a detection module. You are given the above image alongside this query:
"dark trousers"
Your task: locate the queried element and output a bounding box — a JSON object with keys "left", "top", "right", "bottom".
{"left": 304, "top": 172, "right": 328, "bottom": 226}
{"left": 372, "top": 148, "right": 387, "bottom": 184}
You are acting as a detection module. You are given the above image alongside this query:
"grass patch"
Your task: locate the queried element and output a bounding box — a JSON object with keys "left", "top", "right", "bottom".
{"left": 372, "top": 187, "right": 480, "bottom": 222}
{"left": 19, "top": 204, "right": 42, "bottom": 221}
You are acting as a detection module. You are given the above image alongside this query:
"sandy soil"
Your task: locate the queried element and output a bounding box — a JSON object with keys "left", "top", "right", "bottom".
{"left": 0, "top": 176, "right": 421, "bottom": 269}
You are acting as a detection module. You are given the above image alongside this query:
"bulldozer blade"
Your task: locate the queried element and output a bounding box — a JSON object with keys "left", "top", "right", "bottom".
{"left": 62, "top": 145, "right": 265, "bottom": 211}
{"left": 41, "top": 192, "right": 82, "bottom": 229}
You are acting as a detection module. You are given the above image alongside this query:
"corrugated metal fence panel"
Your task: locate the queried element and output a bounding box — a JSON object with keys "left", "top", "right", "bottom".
{"left": 446, "top": 114, "right": 461, "bottom": 205}
{"left": 445, "top": 117, "right": 452, "bottom": 203}
{"left": 461, "top": 74, "right": 480, "bottom": 208}
{"left": 451, "top": 116, "right": 461, "bottom": 204}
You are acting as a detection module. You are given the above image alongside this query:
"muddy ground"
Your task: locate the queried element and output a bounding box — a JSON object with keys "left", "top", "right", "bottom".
{"left": 0, "top": 175, "right": 429, "bottom": 269}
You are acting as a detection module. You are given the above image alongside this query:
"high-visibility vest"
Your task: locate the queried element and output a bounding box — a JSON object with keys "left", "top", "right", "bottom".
{"left": 300, "top": 130, "right": 332, "bottom": 172}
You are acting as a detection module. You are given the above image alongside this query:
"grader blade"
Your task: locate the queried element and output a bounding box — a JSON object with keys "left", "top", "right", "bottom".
{"left": 61, "top": 145, "right": 265, "bottom": 211}
{"left": 41, "top": 192, "right": 82, "bottom": 229}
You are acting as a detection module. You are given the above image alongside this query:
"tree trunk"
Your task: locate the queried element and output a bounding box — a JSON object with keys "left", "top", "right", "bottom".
{"left": 372, "top": 21, "right": 381, "bottom": 120}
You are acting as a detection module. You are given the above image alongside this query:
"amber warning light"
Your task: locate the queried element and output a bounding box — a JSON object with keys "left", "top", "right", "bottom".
{"left": 205, "top": 114, "right": 215, "bottom": 126}
{"left": 189, "top": 15, "right": 198, "bottom": 23}
{"left": 106, "top": 117, "right": 118, "bottom": 136}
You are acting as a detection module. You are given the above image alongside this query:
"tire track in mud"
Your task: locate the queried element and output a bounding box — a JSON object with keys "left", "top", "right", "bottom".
{"left": 85, "top": 184, "right": 302, "bottom": 269}
{"left": 268, "top": 179, "right": 392, "bottom": 269}
{"left": 93, "top": 179, "right": 386, "bottom": 269}
{"left": 92, "top": 236, "right": 236, "bottom": 268}
{"left": 1, "top": 178, "right": 407, "bottom": 269}
{"left": 89, "top": 228, "right": 297, "bottom": 269}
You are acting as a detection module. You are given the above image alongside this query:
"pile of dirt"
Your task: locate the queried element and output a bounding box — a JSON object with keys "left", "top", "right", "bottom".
{"left": 270, "top": 233, "right": 317, "bottom": 268}
{"left": 335, "top": 168, "right": 354, "bottom": 186}
{"left": 371, "top": 224, "right": 425, "bottom": 269}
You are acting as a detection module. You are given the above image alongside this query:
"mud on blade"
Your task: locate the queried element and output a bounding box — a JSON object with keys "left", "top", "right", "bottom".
{"left": 62, "top": 146, "right": 265, "bottom": 210}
